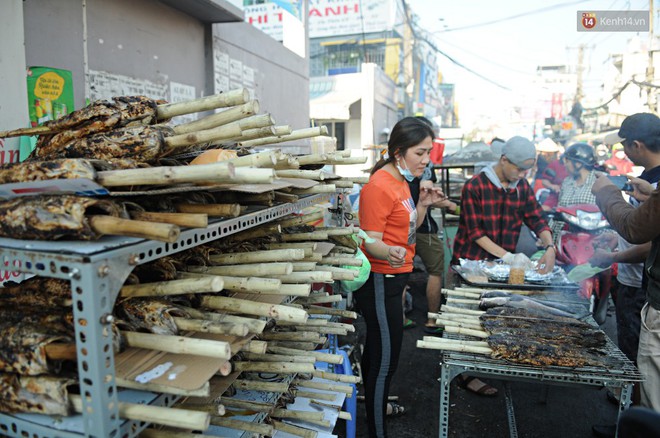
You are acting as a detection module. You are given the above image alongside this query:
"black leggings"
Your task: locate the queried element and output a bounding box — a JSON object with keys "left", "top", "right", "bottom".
{"left": 354, "top": 271, "right": 409, "bottom": 438}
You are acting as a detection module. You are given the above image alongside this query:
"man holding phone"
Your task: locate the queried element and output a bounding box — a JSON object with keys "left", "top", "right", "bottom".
{"left": 590, "top": 112, "right": 660, "bottom": 438}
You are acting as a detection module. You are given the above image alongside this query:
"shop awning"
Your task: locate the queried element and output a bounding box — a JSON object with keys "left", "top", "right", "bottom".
{"left": 310, "top": 88, "right": 361, "bottom": 120}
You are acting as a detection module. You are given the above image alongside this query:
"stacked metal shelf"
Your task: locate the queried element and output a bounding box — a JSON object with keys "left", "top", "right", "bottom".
{"left": 0, "top": 193, "right": 331, "bottom": 438}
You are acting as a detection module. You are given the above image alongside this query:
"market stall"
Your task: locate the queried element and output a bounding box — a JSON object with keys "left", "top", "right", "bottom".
{"left": 419, "top": 261, "right": 643, "bottom": 438}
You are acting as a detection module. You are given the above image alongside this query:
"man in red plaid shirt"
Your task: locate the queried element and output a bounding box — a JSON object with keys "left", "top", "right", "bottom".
{"left": 451, "top": 136, "right": 556, "bottom": 273}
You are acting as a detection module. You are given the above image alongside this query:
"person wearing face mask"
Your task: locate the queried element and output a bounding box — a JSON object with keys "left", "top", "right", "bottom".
{"left": 356, "top": 117, "right": 443, "bottom": 438}
{"left": 605, "top": 143, "right": 635, "bottom": 176}
{"left": 450, "top": 136, "right": 556, "bottom": 396}
{"left": 549, "top": 143, "right": 599, "bottom": 245}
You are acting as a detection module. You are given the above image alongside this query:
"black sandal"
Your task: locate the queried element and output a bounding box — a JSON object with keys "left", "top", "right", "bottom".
{"left": 457, "top": 376, "right": 498, "bottom": 397}
{"left": 386, "top": 402, "right": 406, "bottom": 417}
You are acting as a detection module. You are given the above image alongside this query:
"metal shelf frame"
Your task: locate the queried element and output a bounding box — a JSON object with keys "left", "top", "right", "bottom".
{"left": 0, "top": 194, "right": 330, "bottom": 438}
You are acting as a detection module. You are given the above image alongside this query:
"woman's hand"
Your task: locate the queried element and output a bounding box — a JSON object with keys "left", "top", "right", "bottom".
{"left": 419, "top": 186, "right": 445, "bottom": 207}
{"left": 387, "top": 246, "right": 407, "bottom": 268}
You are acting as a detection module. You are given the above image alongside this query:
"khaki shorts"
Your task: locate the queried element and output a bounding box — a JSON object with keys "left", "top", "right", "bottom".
{"left": 415, "top": 232, "right": 444, "bottom": 275}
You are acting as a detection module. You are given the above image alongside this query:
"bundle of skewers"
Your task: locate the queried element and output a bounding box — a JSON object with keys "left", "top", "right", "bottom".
{"left": 0, "top": 211, "right": 364, "bottom": 435}
{"left": 0, "top": 89, "right": 367, "bottom": 243}
{"left": 417, "top": 286, "right": 620, "bottom": 368}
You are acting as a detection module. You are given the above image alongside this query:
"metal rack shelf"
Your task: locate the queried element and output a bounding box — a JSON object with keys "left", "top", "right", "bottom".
{"left": 0, "top": 194, "right": 331, "bottom": 438}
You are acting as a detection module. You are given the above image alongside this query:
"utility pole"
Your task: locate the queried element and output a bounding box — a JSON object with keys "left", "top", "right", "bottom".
{"left": 647, "top": 0, "right": 656, "bottom": 112}
{"left": 576, "top": 44, "right": 585, "bottom": 101}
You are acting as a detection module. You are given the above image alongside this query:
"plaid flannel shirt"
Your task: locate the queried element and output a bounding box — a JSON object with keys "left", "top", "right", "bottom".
{"left": 451, "top": 172, "right": 550, "bottom": 263}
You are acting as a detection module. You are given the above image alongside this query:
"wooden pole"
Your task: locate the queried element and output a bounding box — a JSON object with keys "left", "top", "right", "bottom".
{"left": 96, "top": 162, "right": 234, "bottom": 187}
{"left": 232, "top": 379, "right": 290, "bottom": 393}
{"left": 239, "top": 126, "right": 329, "bottom": 148}
{"left": 225, "top": 150, "right": 278, "bottom": 168}
{"left": 173, "top": 100, "right": 260, "bottom": 134}
{"left": 210, "top": 248, "right": 305, "bottom": 264}
{"left": 131, "top": 211, "right": 208, "bottom": 228}
{"left": 187, "top": 263, "right": 293, "bottom": 277}
{"left": 121, "top": 331, "right": 231, "bottom": 359}
{"left": 88, "top": 216, "right": 179, "bottom": 243}
{"left": 179, "top": 306, "right": 266, "bottom": 334}
{"left": 173, "top": 317, "right": 249, "bottom": 337}
{"left": 201, "top": 295, "right": 308, "bottom": 323}
{"left": 209, "top": 417, "right": 273, "bottom": 436}
{"left": 157, "top": 88, "right": 249, "bottom": 119}
{"left": 69, "top": 394, "right": 210, "bottom": 431}
{"left": 175, "top": 203, "right": 240, "bottom": 217}
{"left": 232, "top": 361, "right": 315, "bottom": 374}
{"left": 119, "top": 277, "right": 223, "bottom": 298}
{"left": 178, "top": 271, "right": 281, "bottom": 292}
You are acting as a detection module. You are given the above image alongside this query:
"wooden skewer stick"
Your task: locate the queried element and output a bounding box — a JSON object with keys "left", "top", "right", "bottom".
{"left": 220, "top": 397, "right": 273, "bottom": 411}
{"left": 442, "top": 305, "right": 485, "bottom": 316}
{"left": 275, "top": 210, "right": 325, "bottom": 227}
{"left": 291, "top": 185, "right": 337, "bottom": 195}
{"left": 209, "top": 417, "right": 274, "bottom": 436}
{"left": 230, "top": 126, "right": 276, "bottom": 142}
{"left": 293, "top": 390, "right": 337, "bottom": 401}
{"left": 175, "top": 203, "right": 240, "bottom": 217}
{"left": 241, "top": 352, "right": 316, "bottom": 363}
{"left": 312, "top": 370, "right": 360, "bottom": 384}
{"left": 210, "top": 248, "right": 305, "bottom": 264}
{"left": 232, "top": 361, "right": 315, "bottom": 374}
{"left": 173, "top": 100, "right": 260, "bottom": 134}
{"left": 281, "top": 231, "right": 329, "bottom": 242}
{"left": 178, "top": 402, "right": 226, "bottom": 417}
{"left": 296, "top": 294, "right": 343, "bottom": 304}
{"left": 293, "top": 379, "right": 353, "bottom": 396}
{"left": 69, "top": 394, "right": 210, "bottom": 431}
{"left": 447, "top": 297, "right": 481, "bottom": 305}
{"left": 88, "top": 216, "right": 179, "bottom": 243}
{"left": 421, "top": 337, "right": 490, "bottom": 348}
{"left": 131, "top": 211, "right": 208, "bottom": 228}
{"left": 260, "top": 331, "right": 322, "bottom": 342}
{"left": 435, "top": 318, "right": 482, "bottom": 331}
{"left": 306, "top": 305, "right": 358, "bottom": 319}
{"left": 188, "top": 262, "right": 293, "bottom": 277}
{"left": 201, "top": 295, "right": 308, "bottom": 323}
{"left": 271, "top": 408, "right": 327, "bottom": 423}
{"left": 319, "top": 256, "right": 363, "bottom": 267}
{"left": 158, "top": 88, "right": 250, "bottom": 119}
{"left": 120, "top": 331, "right": 231, "bottom": 359}
{"left": 179, "top": 305, "right": 267, "bottom": 334}
{"left": 416, "top": 340, "right": 492, "bottom": 355}
{"left": 120, "top": 276, "right": 224, "bottom": 298}
{"left": 442, "top": 289, "right": 481, "bottom": 299}
{"left": 268, "top": 345, "right": 344, "bottom": 365}
{"left": 273, "top": 271, "right": 334, "bottom": 284}
{"left": 173, "top": 317, "right": 249, "bottom": 337}
{"left": 244, "top": 340, "right": 268, "bottom": 354}
{"left": 232, "top": 379, "right": 290, "bottom": 393}
{"left": 239, "top": 126, "right": 329, "bottom": 148}
{"left": 178, "top": 271, "right": 281, "bottom": 292}
{"left": 444, "top": 325, "right": 489, "bottom": 339}
{"left": 225, "top": 149, "right": 279, "bottom": 168}
{"left": 275, "top": 169, "right": 329, "bottom": 180}
{"left": 269, "top": 341, "right": 318, "bottom": 350}
{"left": 271, "top": 420, "right": 319, "bottom": 438}
{"left": 97, "top": 161, "right": 235, "bottom": 187}
{"left": 290, "top": 262, "right": 318, "bottom": 272}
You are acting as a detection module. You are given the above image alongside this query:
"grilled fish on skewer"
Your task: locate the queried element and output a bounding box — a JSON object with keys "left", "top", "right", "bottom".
{"left": 0, "top": 373, "right": 75, "bottom": 415}
{"left": 116, "top": 298, "right": 190, "bottom": 336}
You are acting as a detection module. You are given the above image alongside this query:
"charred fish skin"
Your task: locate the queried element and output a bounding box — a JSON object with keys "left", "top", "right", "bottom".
{"left": 0, "top": 374, "right": 75, "bottom": 416}
{"left": 0, "top": 195, "right": 122, "bottom": 241}
{"left": 116, "top": 298, "right": 189, "bottom": 336}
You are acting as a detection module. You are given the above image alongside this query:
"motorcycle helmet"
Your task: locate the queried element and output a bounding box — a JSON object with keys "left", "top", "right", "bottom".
{"left": 563, "top": 142, "right": 596, "bottom": 168}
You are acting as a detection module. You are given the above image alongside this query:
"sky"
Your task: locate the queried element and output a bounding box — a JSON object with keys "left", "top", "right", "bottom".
{"left": 406, "top": 0, "right": 658, "bottom": 134}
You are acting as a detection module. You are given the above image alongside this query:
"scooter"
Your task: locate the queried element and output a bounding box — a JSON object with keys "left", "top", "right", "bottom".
{"left": 553, "top": 203, "right": 616, "bottom": 324}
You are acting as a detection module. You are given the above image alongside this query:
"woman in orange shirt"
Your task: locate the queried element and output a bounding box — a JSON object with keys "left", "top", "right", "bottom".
{"left": 357, "top": 117, "right": 443, "bottom": 437}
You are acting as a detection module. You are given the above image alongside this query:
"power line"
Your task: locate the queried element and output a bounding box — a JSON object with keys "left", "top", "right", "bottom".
{"left": 401, "top": 1, "right": 511, "bottom": 90}
{"left": 438, "top": 0, "right": 590, "bottom": 33}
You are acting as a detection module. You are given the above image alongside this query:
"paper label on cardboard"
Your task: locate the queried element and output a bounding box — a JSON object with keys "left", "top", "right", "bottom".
{"left": 0, "top": 178, "right": 109, "bottom": 199}
{"left": 135, "top": 361, "right": 173, "bottom": 383}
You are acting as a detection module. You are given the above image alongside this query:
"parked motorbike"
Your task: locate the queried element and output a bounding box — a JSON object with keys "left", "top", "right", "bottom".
{"left": 552, "top": 203, "right": 616, "bottom": 324}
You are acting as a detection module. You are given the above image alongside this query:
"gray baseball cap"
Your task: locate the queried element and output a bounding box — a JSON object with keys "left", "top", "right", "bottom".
{"left": 502, "top": 136, "right": 537, "bottom": 169}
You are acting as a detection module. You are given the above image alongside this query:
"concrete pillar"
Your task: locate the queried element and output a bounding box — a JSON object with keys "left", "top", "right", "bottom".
{"left": 0, "top": 0, "right": 29, "bottom": 164}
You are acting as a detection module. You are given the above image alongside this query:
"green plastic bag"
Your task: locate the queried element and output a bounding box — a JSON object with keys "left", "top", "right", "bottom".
{"left": 339, "top": 247, "right": 371, "bottom": 292}
{"left": 339, "top": 229, "right": 372, "bottom": 292}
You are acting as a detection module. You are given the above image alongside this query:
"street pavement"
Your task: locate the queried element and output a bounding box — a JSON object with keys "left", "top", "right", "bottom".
{"left": 336, "top": 268, "right": 622, "bottom": 438}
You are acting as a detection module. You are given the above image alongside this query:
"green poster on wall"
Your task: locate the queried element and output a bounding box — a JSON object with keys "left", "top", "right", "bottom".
{"left": 26, "top": 66, "right": 74, "bottom": 127}
{"left": 21, "top": 66, "right": 74, "bottom": 160}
